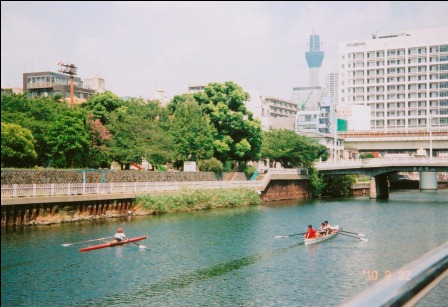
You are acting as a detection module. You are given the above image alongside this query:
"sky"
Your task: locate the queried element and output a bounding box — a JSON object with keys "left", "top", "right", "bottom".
{"left": 2, "top": 1, "right": 448, "bottom": 101}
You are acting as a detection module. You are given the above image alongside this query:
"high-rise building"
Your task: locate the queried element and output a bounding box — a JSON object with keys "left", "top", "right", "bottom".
{"left": 326, "top": 72, "right": 339, "bottom": 104}
{"left": 339, "top": 27, "right": 448, "bottom": 132}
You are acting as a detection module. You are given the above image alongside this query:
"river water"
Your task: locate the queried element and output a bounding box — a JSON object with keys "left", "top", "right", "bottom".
{"left": 2, "top": 189, "right": 447, "bottom": 306}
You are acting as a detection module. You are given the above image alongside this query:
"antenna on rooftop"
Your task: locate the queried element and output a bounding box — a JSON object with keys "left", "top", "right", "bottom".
{"left": 58, "top": 61, "right": 77, "bottom": 108}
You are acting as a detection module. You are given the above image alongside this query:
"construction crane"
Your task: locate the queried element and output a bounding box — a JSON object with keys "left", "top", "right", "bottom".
{"left": 300, "top": 91, "right": 313, "bottom": 111}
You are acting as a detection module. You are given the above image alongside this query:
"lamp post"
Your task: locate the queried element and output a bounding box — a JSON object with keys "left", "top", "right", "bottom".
{"left": 58, "top": 62, "right": 77, "bottom": 108}
{"left": 429, "top": 113, "right": 432, "bottom": 161}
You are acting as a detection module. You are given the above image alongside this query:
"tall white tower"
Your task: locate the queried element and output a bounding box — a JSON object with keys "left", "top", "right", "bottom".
{"left": 306, "top": 33, "right": 325, "bottom": 87}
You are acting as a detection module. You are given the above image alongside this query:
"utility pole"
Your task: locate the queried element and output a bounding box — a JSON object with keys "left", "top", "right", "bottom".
{"left": 429, "top": 113, "right": 433, "bottom": 161}
{"left": 58, "top": 62, "right": 77, "bottom": 108}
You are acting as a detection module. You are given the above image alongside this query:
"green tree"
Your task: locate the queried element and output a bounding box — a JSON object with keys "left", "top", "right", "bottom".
{"left": 1, "top": 122, "right": 37, "bottom": 167}
{"left": 46, "top": 111, "right": 91, "bottom": 168}
{"left": 169, "top": 97, "right": 215, "bottom": 163}
{"left": 192, "top": 81, "right": 263, "bottom": 163}
{"left": 261, "top": 129, "right": 328, "bottom": 168}
{"left": 107, "top": 101, "right": 174, "bottom": 170}
{"left": 83, "top": 91, "right": 124, "bottom": 125}
{"left": 166, "top": 93, "right": 191, "bottom": 114}
{"left": 323, "top": 175, "right": 357, "bottom": 197}
{"left": 1, "top": 93, "right": 72, "bottom": 166}
{"left": 308, "top": 167, "right": 325, "bottom": 198}
{"left": 85, "top": 114, "right": 112, "bottom": 168}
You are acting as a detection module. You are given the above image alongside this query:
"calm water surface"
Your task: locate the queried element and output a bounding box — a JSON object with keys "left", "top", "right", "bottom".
{"left": 2, "top": 189, "right": 447, "bottom": 306}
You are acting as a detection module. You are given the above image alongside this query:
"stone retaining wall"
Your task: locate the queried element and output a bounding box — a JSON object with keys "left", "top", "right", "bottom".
{"left": 1, "top": 169, "right": 221, "bottom": 184}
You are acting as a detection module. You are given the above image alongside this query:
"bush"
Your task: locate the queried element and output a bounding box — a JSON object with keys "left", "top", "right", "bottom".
{"left": 237, "top": 163, "right": 257, "bottom": 179}
{"left": 198, "top": 158, "right": 224, "bottom": 173}
{"left": 360, "top": 152, "right": 375, "bottom": 159}
{"left": 157, "top": 165, "right": 167, "bottom": 172}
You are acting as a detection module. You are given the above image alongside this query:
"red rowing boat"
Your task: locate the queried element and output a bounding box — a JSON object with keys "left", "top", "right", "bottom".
{"left": 79, "top": 236, "right": 147, "bottom": 252}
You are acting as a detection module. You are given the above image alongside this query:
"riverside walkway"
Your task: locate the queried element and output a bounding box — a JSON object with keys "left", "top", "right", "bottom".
{"left": 1, "top": 168, "right": 309, "bottom": 205}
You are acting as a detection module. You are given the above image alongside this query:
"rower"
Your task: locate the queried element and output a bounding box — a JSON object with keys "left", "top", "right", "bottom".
{"left": 112, "top": 227, "right": 128, "bottom": 243}
{"left": 305, "top": 225, "right": 317, "bottom": 239}
{"left": 324, "top": 221, "right": 333, "bottom": 234}
{"left": 317, "top": 222, "right": 327, "bottom": 237}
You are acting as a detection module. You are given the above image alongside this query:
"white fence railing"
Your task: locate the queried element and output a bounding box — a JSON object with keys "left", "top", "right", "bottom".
{"left": 1, "top": 168, "right": 308, "bottom": 199}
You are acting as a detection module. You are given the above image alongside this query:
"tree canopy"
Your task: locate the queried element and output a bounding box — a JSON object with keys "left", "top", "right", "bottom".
{"left": 169, "top": 97, "right": 215, "bottom": 163}
{"left": 1, "top": 83, "right": 332, "bottom": 175}
{"left": 1, "top": 122, "right": 37, "bottom": 168}
{"left": 192, "top": 81, "right": 263, "bottom": 163}
{"left": 261, "top": 129, "right": 328, "bottom": 168}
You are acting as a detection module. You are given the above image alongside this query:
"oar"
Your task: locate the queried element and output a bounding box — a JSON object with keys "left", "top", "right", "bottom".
{"left": 340, "top": 229, "right": 365, "bottom": 237}
{"left": 62, "top": 237, "right": 113, "bottom": 247}
{"left": 275, "top": 232, "right": 306, "bottom": 238}
{"left": 338, "top": 232, "right": 368, "bottom": 242}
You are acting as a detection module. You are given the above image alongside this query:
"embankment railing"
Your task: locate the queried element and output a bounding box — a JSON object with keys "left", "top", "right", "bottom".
{"left": 1, "top": 168, "right": 308, "bottom": 199}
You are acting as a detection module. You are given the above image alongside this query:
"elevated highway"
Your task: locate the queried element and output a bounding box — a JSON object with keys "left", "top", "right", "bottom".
{"left": 316, "top": 157, "right": 448, "bottom": 199}
{"left": 340, "top": 131, "right": 448, "bottom": 153}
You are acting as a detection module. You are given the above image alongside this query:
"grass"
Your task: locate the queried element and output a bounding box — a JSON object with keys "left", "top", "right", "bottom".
{"left": 136, "top": 187, "right": 263, "bottom": 215}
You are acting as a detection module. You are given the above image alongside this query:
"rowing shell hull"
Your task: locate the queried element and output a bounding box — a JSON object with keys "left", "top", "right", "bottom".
{"left": 79, "top": 236, "right": 147, "bottom": 252}
{"left": 304, "top": 226, "right": 339, "bottom": 246}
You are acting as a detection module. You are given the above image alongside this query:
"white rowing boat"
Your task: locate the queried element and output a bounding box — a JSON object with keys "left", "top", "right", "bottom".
{"left": 304, "top": 225, "right": 340, "bottom": 246}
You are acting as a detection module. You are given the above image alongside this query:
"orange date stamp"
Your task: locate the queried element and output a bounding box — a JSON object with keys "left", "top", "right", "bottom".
{"left": 362, "top": 269, "right": 411, "bottom": 281}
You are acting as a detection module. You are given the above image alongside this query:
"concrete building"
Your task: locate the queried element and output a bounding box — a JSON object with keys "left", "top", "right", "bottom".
{"left": 188, "top": 84, "right": 206, "bottom": 94}
{"left": 83, "top": 74, "right": 105, "bottom": 93}
{"left": 246, "top": 90, "right": 299, "bottom": 131}
{"left": 1, "top": 87, "right": 23, "bottom": 95}
{"left": 290, "top": 86, "right": 324, "bottom": 111}
{"left": 23, "top": 71, "right": 96, "bottom": 104}
{"left": 337, "top": 104, "right": 371, "bottom": 131}
{"left": 339, "top": 27, "right": 448, "bottom": 133}
{"left": 326, "top": 72, "right": 339, "bottom": 104}
{"left": 298, "top": 131, "right": 344, "bottom": 161}
{"left": 152, "top": 86, "right": 169, "bottom": 106}
{"left": 295, "top": 97, "right": 337, "bottom": 134}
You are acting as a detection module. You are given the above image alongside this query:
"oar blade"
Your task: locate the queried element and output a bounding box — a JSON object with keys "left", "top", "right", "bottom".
{"left": 62, "top": 236, "right": 113, "bottom": 247}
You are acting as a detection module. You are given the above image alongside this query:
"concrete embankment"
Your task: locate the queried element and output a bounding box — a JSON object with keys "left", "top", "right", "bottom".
{"left": 1, "top": 170, "right": 310, "bottom": 227}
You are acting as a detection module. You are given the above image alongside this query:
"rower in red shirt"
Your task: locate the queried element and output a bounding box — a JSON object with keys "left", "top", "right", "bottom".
{"left": 305, "top": 225, "right": 317, "bottom": 239}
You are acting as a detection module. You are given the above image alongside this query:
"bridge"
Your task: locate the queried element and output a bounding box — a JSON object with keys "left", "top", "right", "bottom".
{"left": 315, "top": 157, "right": 448, "bottom": 199}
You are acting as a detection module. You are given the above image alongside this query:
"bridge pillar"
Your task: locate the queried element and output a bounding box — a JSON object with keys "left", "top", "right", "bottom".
{"left": 420, "top": 172, "right": 438, "bottom": 190}
{"left": 369, "top": 177, "right": 377, "bottom": 199}
{"left": 369, "top": 175, "right": 389, "bottom": 199}
{"left": 376, "top": 175, "right": 389, "bottom": 199}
